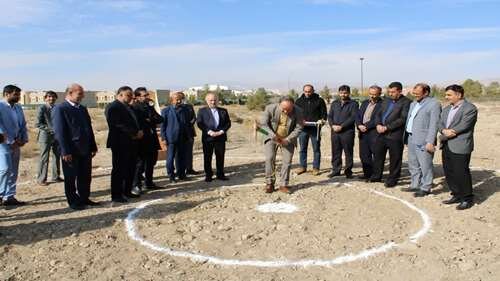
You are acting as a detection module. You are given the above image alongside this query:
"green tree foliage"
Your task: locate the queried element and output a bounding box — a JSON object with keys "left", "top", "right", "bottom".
{"left": 288, "top": 89, "right": 299, "bottom": 100}
{"left": 462, "top": 79, "right": 483, "bottom": 97}
{"left": 351, "top": 88, "right": 360, "bottom": 97}
{"left": 247, "top": 87, "right": 270, "bottom": 111}
{"left": 485, "top": 81, "right": 500, "bottom": 96}
{"left": 431, "top": 85, "right": 445, "bottom": 99}
{"left": 319, "top": 85, "right": 332, "bottom": 103}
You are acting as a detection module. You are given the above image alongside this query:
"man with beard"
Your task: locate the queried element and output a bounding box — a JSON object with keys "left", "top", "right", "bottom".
{"left": 105, "top": 86, "right": 143, "bottom": 203}
{"left": 370, "top": 81, "right": 411, "bottom": 187}
{"left": 295, "top": 84, "right": 327, "bottom": 176}
{"left": 0, "top": 85, "right": 28, "bottom": 206}
{"left": 356, "top": 85, "right": 384, "bottom": 181}
{"left": 131, "top": 87, "right": 163, "bottom": 194}
{"left": 327, "top": 85, "right": 359, "bottom": 179}
{"left": 178, "top": 92, "right": 199, "bottom": 175}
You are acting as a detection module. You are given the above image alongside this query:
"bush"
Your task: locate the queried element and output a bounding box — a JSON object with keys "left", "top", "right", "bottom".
{"left": 246, "top": 88, "right": 270, "bottom": 111}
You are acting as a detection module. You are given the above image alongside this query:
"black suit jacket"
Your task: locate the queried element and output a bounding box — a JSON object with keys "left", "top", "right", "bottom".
{"left": 328, "top": 99, "right": 359, "bottom": 134}
{"left": 196, "top": 107, "right": 231, "bottom": 142}
{"left": 374, "top": 96, "right": 411, "bottom": 141}
{"left": 52, "top": 101, "right": 97, "bottom": 157}
{"left": 356, "top": 98, "right": 383, "bottom": 138}
{"left": 132, "top": 102, "right": 163, "bottom": 151}
{"left": 105, "top": 100, "right": 140, "bottom": 149}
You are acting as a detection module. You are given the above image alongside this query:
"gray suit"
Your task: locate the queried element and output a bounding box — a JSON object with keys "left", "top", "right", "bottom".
{"left": 438, "top": 100, "right": 477, "bottom": 154}
{"left": 405, "top": 96, "right": 441, "bottom": 191}
{"left": 438, "top": 99, "right": 478, "bottom": 201}
{"left": 260, "top": 104, "right": 304, "bottom": 186}
{"left": 35, "top": 104, "right": 61, "bottom": 183}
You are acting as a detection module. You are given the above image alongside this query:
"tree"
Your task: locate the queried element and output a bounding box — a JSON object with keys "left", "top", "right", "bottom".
{"left": 319, "top": 85, "right": 332, "bottom": 103}
{"left": 485, "top": 81, "right": 500, "bottom": 96}
{"left": 462, "top": 79, "right": 483, "bottom": 97}
{"left": 288, "top": 89, "right": 299, "bottom": 100}
{"left": 431, "top": 84, "right": 445, "bottom": 99}
{"left": 247, "top": 87, "right": 270, "bottom": 111}
{"left": 351, "top": 88, "right": 360, "bottom": 97}
{"left": 197, "top": 84, "right": 210, "bottom": 101}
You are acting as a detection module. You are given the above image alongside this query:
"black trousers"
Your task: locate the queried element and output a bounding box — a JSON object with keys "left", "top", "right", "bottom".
{"left": 203, "top": 141, "right": 226, "bottom": 178}
{"left": 442, "top": 144, "right": 473, "bottom": 201}
{"left": 133, "top": 148, "right": 158, "bottom": 188}
{"left": 359, "top": 132, "right": 377, "bottom": 178}
{"left": 372, "top": 136, "right": 404, "bottom": 184}
{"left": 111, "top": 146, "right": 138, "bottom": 200}
{"left": 61, "top": 154, "right": 92, "bottom": 207}
{"left": 331, "top": 131, "right": 354, "bottom": 175}
{"left": 186, "top": 138, "right": 194, "bottom": 171}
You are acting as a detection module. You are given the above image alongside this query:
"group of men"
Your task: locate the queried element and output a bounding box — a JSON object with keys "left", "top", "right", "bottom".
{"left": 0, "top": 80, "right": 478, "bottom": 211}
{"left": 261, "top": 82, "right": 478, "bottom": 210}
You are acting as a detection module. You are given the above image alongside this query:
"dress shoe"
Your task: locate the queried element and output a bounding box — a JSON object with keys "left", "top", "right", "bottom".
{"left": 178, "top": 176, "right": 189, "bottom": 181}
{"left": 3, "top": 197, "right": 26, "bottom": 206}
{"left": 53, "top": 177, "right": 64, "bottom": 182}
{"left": 358, "top": 175, "right": 369, "bottom": 180}
{"left": 295, "top": 167, "right": 307, "bottom": 175}
{"left": 312, "top": 168, "right": 320, "bottom": 176}
{"left": 414, "top": 190, "right": 431, "bottom": 197}
{"left": 402, "top": 187, "right": 419, "bottom": 192}
{"left": 145, "top": 183, "right": 162, "bottom": 190}
{"left": 216, "top": 175, "right": 229, "bottom": 181}
{"left": 186, "top": 169, "right": 200, "bottom": 175}
{"left": 84, "top": 199, "right": 100, "bottom": 206}
{"left": 125, "top": 193, "right": 140, "bottom": 199}
{"left": 369, "top": 178, "right": 382, "bottom": 183}
{"left": 384, "top": 182, "right": 397, "bottom": 188}
{"left": 279, "top": 186, "right": 291, "bottom": 194}
{"left": 442, "top": 196, "right": 461, "bottom": 205}
{"left": 265, "top": 184, "right": 274, "bottom": 193}
{"left": 456, "top": 201, "right": 474, "bottom": 210}
{"left": 205, "top": 177, "right": 213, "bottom": 182}
{"left": 69, "top": 204, "right": 86, "bottom": 211}
{"left": 112, "top": 197, "right": 128, "bottom": 204}
{"left": 131, "top": 186, "right": 142, "bottom": 196}
{"left": 38, "top": 181, "right": 49, "bottom": 186}
{"left": 327, "top": 172, "right": 341, "bottom": 178}
{"left": 169, "top": 177, "right": 177, "bottom": 183}
{"left": 345, "top": 173, "right": 353, "bottom": 179}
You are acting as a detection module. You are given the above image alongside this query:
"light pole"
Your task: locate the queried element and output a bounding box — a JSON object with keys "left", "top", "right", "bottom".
{"left": 360, "top": 57, "right": 365, "bottom": 95}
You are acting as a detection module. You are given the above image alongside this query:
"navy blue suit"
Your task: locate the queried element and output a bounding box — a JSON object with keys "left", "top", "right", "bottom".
{"left": 161, "top": 105, "right": 192, "bottom": 179}
{"left": 356, "top": 98, "right": 383, "bottom": 178}
{"left": 196, "top": 107, "right": 231, "bottom": 179}
{"left": 52, "top": 100, "right": 97, "bottom": 207}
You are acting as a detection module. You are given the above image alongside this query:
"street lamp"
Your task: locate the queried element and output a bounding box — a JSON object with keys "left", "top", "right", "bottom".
{"left": 360, "top": 57, "right": 365, "bottom": 95}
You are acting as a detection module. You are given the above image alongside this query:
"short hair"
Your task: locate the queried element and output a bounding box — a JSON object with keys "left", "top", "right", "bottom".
{"left": 338, "top": 85, "right": 351, "bottom": 93}
{"left": 303, "top": 84, "right": 314, "bottom": 91}
{"left": 65, "top": 83, "right": 83, "bottom": 95}
{"left": 388, "top": 82, "right": 403, "bottom": 91}
{"left": 369, "top": 85, "right": 382, "bottom": 93}
{"left": 280, "top": 96, "right": 295, "bottom": 104}
{"left": 117, "top": 86, "right": 133, "bottom": 95}
{"left": 134, "top": 87, "right": 147, "bottom": 97}
{"left": 414, "top": 83, "right": 430, "bottom": 94}
{"left": 445, "top": 84, "right": 465, "bottom": 97}
{"left": 3, "top": 85, "right": 21, "bottom": 96}
{"left": 44, "top": 90, "right": 58, "bottom": 99}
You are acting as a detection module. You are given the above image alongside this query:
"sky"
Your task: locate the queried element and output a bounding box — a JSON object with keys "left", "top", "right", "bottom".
{"left": 1, "top": 0, "right": 500, "bottom": 91}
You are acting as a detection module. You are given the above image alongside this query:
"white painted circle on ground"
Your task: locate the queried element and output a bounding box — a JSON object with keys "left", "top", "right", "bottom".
{"left": 125, "top": 181, "right": 431, "bottom": 268}
{"left": 256, "top": 202, "right": 298, "bottom": 213}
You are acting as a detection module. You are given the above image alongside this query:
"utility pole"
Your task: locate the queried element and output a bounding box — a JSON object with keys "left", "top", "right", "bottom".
{"left": 360, "top": 57, "right": 365, "bottom": 95}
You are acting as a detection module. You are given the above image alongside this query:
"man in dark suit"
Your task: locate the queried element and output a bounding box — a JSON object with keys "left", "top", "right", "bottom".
{"left": 196, "top": 93, "right": 231, "bottom": 182}
{"left": 161, "top": 92, "right": 193, "bottom": 182}
{"left": 52, "top": 83, "right": 98, "bottom": 210}
{"left": 327, "top": 85, "right": 359, "bottom": 178}
{"left": 132, "top": 87, "right": 163, "bottom": 192}
{"left": 105, "top": 86, "right": 143, "bottom": 203}
{"left": 36, "top": 91, "right": 62, "bottom": 186}
{"left": 356, "top": 85, "right": 383, "bottom": 180}
{"left": 179, "top": 92, "right": 199, "bottom": 175}
{"left": 438, "top": 84, "right": 478, "bottom": 210}
{"left": 370, "top": 81, "right": 411, "bottom": 187}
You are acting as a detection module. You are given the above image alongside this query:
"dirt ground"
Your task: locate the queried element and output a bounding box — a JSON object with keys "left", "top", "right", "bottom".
{"left": 0, "top": 102, "right": 499, "bottom": 281}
